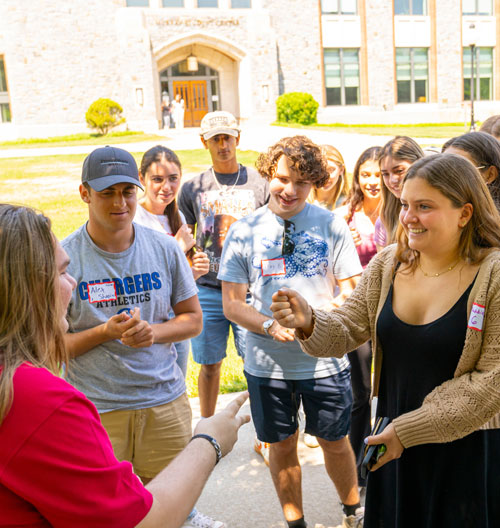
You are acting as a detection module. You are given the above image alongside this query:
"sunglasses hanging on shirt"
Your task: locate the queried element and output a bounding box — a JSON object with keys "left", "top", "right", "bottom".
{"left": 282, "top": 220, "right": 295, "bottom": 256}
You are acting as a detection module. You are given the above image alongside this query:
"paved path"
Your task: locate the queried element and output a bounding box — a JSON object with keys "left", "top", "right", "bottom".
{"left": 0, "top": 124, "right": 445, "bottom": 174}
{"left": 190, "top": 391, "right": 350, "bottom": 528}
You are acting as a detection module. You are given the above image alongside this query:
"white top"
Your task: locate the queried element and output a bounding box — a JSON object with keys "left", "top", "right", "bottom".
{"left": 134, "top": 202, "right": 186, "bottom": 236}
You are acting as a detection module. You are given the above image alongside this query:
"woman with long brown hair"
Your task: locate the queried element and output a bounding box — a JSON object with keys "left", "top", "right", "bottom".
{"left": 136, "top": 145, "right": 209, "bottom": 378}
{"left": 271, "top": 153, "right": 500, "bottom": 527}
{"left": 0, "top": 204, "right": 247, "bottom": 527}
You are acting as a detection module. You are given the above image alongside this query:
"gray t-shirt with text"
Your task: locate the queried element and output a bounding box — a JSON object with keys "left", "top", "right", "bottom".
{"left": 62, "top": 223, "right": 197, "bottom": 413}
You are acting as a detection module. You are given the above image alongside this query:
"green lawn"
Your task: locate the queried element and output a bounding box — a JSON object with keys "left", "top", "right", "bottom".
{"left": 273, "top": 121, "right": 473, "bottom": 138}
{"left": 0, "top": 131, "right": 166, "bottom": 149}
{"left": 0, "top": 149, "right": 258, "bottom": 395}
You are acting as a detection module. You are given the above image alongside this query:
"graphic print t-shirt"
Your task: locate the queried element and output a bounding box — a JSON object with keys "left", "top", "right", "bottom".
{"left": 218, "top": 204, "right": 363, "bottom": 380}
{"left": 178, "top": 166, "right": 269, "bottom": 288}
{"left": 62, "top": 223, "right": 197, "bottom": 413}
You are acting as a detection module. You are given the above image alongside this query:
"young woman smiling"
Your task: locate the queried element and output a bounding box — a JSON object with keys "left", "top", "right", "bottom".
{"left": 135, "top": 146, "right": 209, "bottom": 381}
{"left": 271, "top": 153, "right": 500, "bottom": 527}
{"left": 375, "top": 136, "right": 424, "bottom": 250}
{"left": 307, "top": 144, "right": 349, "bottom": 210}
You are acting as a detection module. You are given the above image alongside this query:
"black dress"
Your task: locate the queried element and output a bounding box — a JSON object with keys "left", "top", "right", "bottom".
{"left": 364, "top": 281, "right": 500, "bottom": 528}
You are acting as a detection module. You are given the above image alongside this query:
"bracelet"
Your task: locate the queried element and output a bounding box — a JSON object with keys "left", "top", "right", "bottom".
{"left": 190, "top": 434, "right": 222, "bottom": 465}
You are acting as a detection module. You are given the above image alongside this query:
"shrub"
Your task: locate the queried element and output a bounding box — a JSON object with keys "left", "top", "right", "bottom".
{"left": 276, "top": 92, "right": 319, "bottom": 125}
{"left": 85, "top": 98, "right": 126, "bottom": 135}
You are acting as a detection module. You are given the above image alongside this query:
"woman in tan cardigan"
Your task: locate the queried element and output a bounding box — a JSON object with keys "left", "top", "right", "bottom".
{"left": 271, "top": 153, "right": 500, "bottom": 528}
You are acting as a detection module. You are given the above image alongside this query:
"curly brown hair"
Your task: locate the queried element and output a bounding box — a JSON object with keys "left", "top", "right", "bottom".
{"left": 255, "top": 136, "right": 329, "bottom": 188}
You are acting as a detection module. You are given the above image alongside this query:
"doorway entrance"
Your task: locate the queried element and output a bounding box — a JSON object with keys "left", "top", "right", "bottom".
{"left": 173, "top": 81, "right": 208, "bottom": 128}
{"left": 160, "top": 60, "right": 220, "bottom": 127}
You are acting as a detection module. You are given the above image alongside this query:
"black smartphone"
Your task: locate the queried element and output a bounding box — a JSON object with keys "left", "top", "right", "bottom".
{"left": 360, "top": 416, "right": 390, "bottom": 480}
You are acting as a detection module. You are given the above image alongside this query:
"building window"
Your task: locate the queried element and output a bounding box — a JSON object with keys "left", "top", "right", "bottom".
{"left": 163, "top": 0, "right": 184, "bottom": 6}
{"left": 462, "top": 0, "right": 493, "bottom": 15}
{"left": 126, "top": 0, "right": 149, "bottom": 5}
{"left": 198, "top": 0, "right": 217, "bottom": 6}
{"left": 394, "top": 0, "right": 427, "bottom": 15}
{"left": 396, "top": 48, "right": 428, "bottom": 103}
{"left": 0, "top": 58, "right": 11, "bottom": 123}
{"left": 324, "top": 49, "right": 360, "bottom": 105}
{"left": 464, "top": 47, "right": 493, "bottom": 100}
{"left": 231, "top": 0, "right": 250, "bottom": 6}
{"left": 321, "top": 0, "right": 357, "bottom": 14}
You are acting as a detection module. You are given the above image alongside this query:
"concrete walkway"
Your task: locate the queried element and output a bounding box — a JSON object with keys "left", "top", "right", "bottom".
{"left": 189, "top": 391, "right": 350, "bottom": 528}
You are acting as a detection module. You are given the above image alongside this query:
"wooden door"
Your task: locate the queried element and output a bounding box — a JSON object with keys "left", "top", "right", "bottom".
{"left": 173, "top": 80, "right": 208, "bottom": 127}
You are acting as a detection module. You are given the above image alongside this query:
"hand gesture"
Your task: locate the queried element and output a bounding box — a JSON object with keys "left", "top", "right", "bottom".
{"left": 175, "top": 224, "right": 196, "bottom": 254}
{"left": 350, "top": 226, "right": 362, "bottom": 247}
{"left": 194, "top": 392, "right": 251, "bottom": 457}
{"left": 364, "top": 423, "right": 404, "bottom": 472}
{"left": 191, "top": 251, "right": 210, "bottom": 280}
{"left": 120, "top": 307, "right": 155, "bottom": 348}
{"left": 267, "top": 320, "right": 295, "bottom": 342}
{"left": 270, "top": 288, "right": 314, "bottom": 335}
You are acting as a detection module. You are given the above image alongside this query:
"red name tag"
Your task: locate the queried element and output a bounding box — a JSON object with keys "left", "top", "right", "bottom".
{"left": 261, "top": 258, "right": 286, "bottom": 277}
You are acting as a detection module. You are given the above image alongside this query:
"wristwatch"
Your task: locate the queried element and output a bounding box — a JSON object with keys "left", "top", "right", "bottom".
{"left": 262, "top": 318, "right": 275, "bottom": 335}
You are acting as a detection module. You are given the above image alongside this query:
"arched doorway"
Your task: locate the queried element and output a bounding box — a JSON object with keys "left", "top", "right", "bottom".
{"left": 160, "top": 59, "right": 220, "bottom": 127}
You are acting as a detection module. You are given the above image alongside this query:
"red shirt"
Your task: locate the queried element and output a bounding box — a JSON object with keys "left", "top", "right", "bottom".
{"left": 0, "top": 363, "right": 153, "bottom": 527}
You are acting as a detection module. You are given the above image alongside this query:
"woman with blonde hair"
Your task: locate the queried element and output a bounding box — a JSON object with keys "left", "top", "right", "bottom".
{"left": 0, "top": 204, "right": 248, "bottom": 528}
{"left": 271, "top": 153, "right": 500, "bottom": 527}
{"left": 308, "top": 144, "right": 349, "bottom": 210}
{"left": 375, "top": 136, "right": 424, "bottom": 250}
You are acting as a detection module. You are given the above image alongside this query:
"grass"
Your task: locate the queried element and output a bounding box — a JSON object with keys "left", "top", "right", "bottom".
{"left": 0, "top": 131, "right": 166, "bottom": 150}
{"left": 185, "top": 330, "right": 246, "bottom": 398}
{"left": 273, "top": 121, "right": 473, "bottom": 138}
{"left": 0, "top": 149, "right": 257, "bottom": 395}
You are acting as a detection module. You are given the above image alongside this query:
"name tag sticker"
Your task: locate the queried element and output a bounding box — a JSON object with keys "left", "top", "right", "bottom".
{"left": 261, "top": 258, "right": 286, "bottom": 277}
{"left": 87, "top": 281, "right": 117, "bottom": 304}
{"left": 468, "top": 302, "right": 485, "bottom": 332}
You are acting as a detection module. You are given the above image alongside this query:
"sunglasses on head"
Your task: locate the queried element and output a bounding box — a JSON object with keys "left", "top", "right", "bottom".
{"left": 282, "top": 220, "right": 295, "bottom": 256}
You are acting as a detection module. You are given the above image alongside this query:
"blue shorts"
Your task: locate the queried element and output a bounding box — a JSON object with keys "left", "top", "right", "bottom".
{"left": 191, "top": 285, "right": 247, "bottom": 365}
{"left": 245, "top": 369, "right": 352, "bottom": 443}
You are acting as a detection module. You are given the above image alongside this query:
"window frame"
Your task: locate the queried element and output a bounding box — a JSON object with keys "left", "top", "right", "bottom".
{"left": 323, "top": 48, "right": 360, "bottom": 106}
{"left": 162, "top": 0, "right": 184, "bottom": 6}
{"left": 197, "top": 0, "right": 218, "bottom": 7}
{"left": 462, "top": 0, "right": 493, "bottom": 15}
{"left": 126, "top": 0, "right": 149, "bottom": 6}
{"left": 396, "top": 47, "right": 429, "bottom": 104}
{"left": 394, "top": 0, "right": 427, "bottom": 15}
{"left": 0, "top": 57, "right": 11, "bottom": 123}
{"left": 231, "top": 0, "right": 251, "bottom": 7}
{"left": 463, "top": 46, "right": 494, "bottom": 101}
{"left": 321, "top": 0, "right": 357, "bottom": 15}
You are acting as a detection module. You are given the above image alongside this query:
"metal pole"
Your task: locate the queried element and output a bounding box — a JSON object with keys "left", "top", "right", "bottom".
{"left": 470, "top": 44, "right": 476, "bottom": 131}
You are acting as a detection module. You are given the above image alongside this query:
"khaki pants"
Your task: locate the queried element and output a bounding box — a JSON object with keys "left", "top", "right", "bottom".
{"left": 100, "top": 393, "right": 192, "bottom": 479}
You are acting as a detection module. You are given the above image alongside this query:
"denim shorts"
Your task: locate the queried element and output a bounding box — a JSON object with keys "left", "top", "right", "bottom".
{"left": 245, "top": 369, "right": 352, "bottom": 443}
{"left": 191, "top": 285, "right": 247, "bottom": 365}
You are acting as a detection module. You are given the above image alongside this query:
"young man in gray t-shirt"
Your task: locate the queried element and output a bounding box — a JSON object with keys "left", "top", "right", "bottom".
{"left": 218, "top": 137, "right": 364, "bottom": 528}
{"left": 62, "top": 146, "right": 225, "bottom": 528}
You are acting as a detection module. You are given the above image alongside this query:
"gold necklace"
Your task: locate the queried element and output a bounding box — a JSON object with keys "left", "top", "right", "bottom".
{"left": 419, "top": 259, "right": 460, "bottom": 278}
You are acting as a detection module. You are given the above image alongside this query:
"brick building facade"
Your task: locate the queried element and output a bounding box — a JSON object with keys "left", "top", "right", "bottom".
{"left": 1, "top": 0, "right": 500, "bottom": 137}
